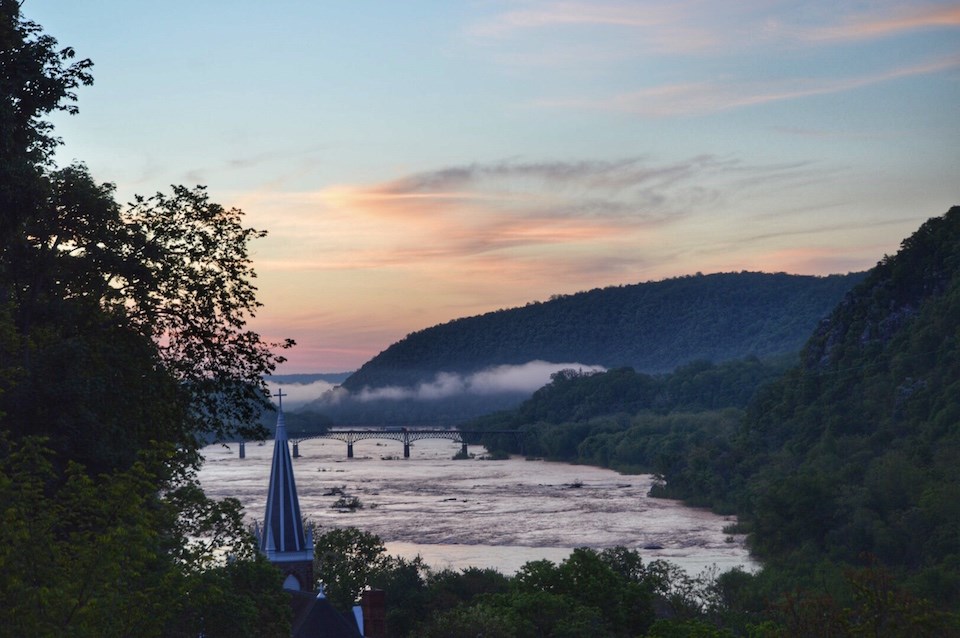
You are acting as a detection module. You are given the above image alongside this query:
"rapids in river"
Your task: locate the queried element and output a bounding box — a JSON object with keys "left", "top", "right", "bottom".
{"left": 197, "top": 437, "right": 756, "bottom": 576}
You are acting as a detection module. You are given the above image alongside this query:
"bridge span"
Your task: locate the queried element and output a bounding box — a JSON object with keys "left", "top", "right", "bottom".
{"left": 238, "top": 428, "right": 523, "bottom": 459}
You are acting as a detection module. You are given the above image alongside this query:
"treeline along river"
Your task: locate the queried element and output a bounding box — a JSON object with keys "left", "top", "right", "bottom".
{"left": 198, "top": 437, "right": 755, "bottom": 575}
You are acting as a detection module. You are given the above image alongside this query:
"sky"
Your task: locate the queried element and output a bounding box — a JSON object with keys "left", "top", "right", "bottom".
{"left": 29, "top": 0, "right": 960, "bottom": 373}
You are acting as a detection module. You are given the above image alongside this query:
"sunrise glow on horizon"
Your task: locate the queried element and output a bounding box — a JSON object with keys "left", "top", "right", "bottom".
{"left": 33, "top": 1, "right": 960, "bottom": 373}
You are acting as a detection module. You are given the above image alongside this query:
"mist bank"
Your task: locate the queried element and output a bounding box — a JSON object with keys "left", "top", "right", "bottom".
{"left": 264, "top": 374, "right": 349, "bottom": 410}
{"left": 293, "top": 360, "right": 606, "bottom": 427}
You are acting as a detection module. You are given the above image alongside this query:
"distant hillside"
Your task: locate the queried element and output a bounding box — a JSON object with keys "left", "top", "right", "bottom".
{"left": 466, "top": 206, "right": 960, "bottom": 614}
{"left": 343, "top": 271, "right": 864, "bottom": 392}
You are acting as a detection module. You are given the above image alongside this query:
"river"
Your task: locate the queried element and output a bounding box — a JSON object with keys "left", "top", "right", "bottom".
{"left": 197, "top": 436, "right": 756, "bottom": 576}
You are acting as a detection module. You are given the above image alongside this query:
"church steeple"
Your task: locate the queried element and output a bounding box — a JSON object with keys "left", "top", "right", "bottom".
{"left": 259, "top": 389, "right": 314, "bottom": 591}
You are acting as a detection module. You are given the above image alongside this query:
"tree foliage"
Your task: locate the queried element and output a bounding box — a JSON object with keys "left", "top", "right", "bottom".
{"left": 4, "top": 161, "right": 292, "bottom": 453}
{"left": 0, "top": 435, "right": 290, "bottom": 636}
{"left": 724, "top": 207, "right": 960, "bottom": 604}
{"left": 121, "top": 185, "right": 294, "bottom": 441}
{"left": 299, "top": 525, "right": 960, "bottom": 636}
{"left": 0, "top": 3, "right": 294, "bottom": 633}
{"left": 0, "top": 0, "right": 92, "bottom": 240}
{"left": 314, "top": 526, "right": 390, "bottom": 609}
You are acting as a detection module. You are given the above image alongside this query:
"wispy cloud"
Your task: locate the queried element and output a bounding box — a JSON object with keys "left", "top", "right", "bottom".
{"left": 539, "top": 54, "right": 960, "bottom": 116}
{"left": 467, "top": 1, "right": 960, "bottom": 69}
{"left": 331, "top": 156, "right": 735, "bottom": 212}
{"left": 315, "top": 158, "right": 726, "bottom": 256}
{"left": 768, "top": 126, "right": 891, "bottom": 140}
{"left": 244, "top": 155, "right": 830, "bottom": 273}
{"left": 469, "top": 0, "right": 731, "bottom": 56}
{"left": 805, "top": 4, "right": 960, "bottom": 42}
{"left": 474, "top": 2, "right": 673, "bottom": 32}
{"left": 734, "top": 216, "right": 921, "bottom": 246}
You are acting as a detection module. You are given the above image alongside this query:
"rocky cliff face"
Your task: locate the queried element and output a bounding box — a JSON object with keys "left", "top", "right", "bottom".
{"left": 802, "top": 206, "right": 960, "bottom": 371}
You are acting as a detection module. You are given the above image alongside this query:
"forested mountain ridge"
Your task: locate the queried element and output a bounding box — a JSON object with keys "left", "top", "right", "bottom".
{"left": 471, "top": 206, "right": 960, "bottom": 617}
{"left": 731, "top": 206, "right": 960, "bottom": 573}
{"left": 343, "top": 271, "right": 863, "bottom": 391}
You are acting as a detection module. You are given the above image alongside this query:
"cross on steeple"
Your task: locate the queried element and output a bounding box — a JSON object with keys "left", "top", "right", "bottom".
{"left": 273, "top": 388, "right": 287, "bottom": 410}
{"left": 259, "top": 385, "right": 312, "bottom": 591}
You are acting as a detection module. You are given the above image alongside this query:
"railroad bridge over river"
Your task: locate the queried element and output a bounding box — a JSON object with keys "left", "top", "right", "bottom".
{"left": 238, "top": 428, "right": 523, "bottom": 459}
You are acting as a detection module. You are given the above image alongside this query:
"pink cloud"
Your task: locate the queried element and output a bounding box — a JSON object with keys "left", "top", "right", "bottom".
{"left": 474, "top": 1, "right": 678, "bottom": 32}
{"left": 310, "top": 158, "right": 719, "bottom": 262}
{"left": 244, "top": 156, "right": 831, "bottom": 284}
{"left": 468, "top": 0, "right": 728, "bottom": 55}
{"left": 469, "top": 1, "right": 960, "bottom": 63}
{"left": 540, "top": 53, "right": 960, "bottom": 116}
{"left": 807, "top": 4, "right": 960, "bottom": 41}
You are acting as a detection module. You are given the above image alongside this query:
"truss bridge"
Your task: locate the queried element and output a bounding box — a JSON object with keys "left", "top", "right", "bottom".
{"left": 238, "top": 428, "right": 523, "bottom": 459}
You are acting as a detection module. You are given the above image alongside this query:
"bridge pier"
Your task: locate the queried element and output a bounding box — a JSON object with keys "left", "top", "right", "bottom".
{"left": 461, "top": 442, "right": 468, "bottom": 457}
{"left": 239, "top": 441, "right": 245, "bottom": 459}
{"left": 292, "top": 441, "right": 299, "bottom": 458}
{"left": 347, "top": 443, "right": 354, "bottom": 458}
{"left": 403, "top": 443, "right": 410, "bottom": 458}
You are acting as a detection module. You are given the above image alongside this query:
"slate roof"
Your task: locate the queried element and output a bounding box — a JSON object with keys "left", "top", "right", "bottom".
{"left": 289, "top": 590, "right": 363, "bottom": 638}
{"left": 260, "top": 407, "right": 310, "bottom": 555}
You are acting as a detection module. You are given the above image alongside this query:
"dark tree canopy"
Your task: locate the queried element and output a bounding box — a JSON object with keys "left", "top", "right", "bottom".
{"left": 0, "top": 0, "right": 92, "bottom": 240}
{"left": 121, "top": 184, "right": 294, "bottom": 442}
{"left": 3, "top": 160, "right": 293, "bottom": 460}
{"left": 0, "top": 3, "right": 293, "bottom": 634}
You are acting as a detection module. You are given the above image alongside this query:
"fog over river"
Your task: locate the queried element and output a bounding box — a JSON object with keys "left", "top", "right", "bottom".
{"left": 198, "top": 437, "right": 756, "bottom": 576}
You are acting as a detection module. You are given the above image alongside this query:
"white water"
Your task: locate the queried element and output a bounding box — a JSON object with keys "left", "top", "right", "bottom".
{"left": 198, "top": 437, "right": 756, "bottom": 576}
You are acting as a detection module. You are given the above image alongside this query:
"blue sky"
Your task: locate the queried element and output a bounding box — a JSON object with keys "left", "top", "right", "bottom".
{"left": 30, "top": 0, "right": 960, "bottom": 372}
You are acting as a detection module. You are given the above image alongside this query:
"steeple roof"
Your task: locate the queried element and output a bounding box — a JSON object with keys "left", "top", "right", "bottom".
{"left": 260, "top": 392, "right": 311, "bottom": 557}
